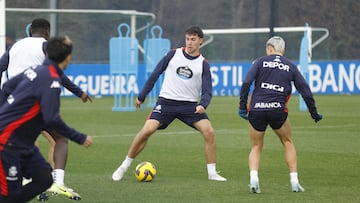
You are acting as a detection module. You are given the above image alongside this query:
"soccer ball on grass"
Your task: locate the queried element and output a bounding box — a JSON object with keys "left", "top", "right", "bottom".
{"left": 135, "top": 161, "right": 157, "bottom": 182}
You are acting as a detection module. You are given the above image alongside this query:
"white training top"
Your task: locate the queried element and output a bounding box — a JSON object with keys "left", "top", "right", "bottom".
{"left": 7, "top": 37, "right": 46, "bottom": 79}
{"left": 159, "top": 48, "right": 205, "bottom": 102}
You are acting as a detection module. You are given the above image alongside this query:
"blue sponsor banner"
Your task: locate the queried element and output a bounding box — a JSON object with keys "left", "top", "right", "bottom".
{"left": 209, "top": 62, "right": 252, "bottom": 96}
{"left": 63, "top": 61, "right": 360, "bottom": 97}
{"left": 307, "top": 61, "right": 360, "bottom": 94}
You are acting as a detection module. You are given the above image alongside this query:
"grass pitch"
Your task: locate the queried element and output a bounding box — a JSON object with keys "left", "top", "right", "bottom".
{"left": 32, "top": 95, "right": 360, "bottom": 203}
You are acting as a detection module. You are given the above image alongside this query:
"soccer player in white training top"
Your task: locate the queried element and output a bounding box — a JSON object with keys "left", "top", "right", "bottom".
{"left": 112, "top": 26, "right": 226, "bottom": 182}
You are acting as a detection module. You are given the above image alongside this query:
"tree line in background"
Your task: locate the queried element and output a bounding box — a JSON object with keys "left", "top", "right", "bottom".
{"left": 7, "top": 0, "right": 359, "bottom": 60}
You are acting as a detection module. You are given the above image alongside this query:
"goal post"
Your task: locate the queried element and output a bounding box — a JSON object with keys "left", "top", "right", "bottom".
{"left": 202, "top": 26, "right": 329, "bottom": 62}
{"left": 202, "top": 26, "right": 329, "bottom": 49}
{"left": 202, "top": 25, "right": 329, "bottom": 111}
{"left": 4, "top": 8, "right": 155, "bottom": 38}
{"left": 299, "top": 23, "right": 312, "bottom": 111}
{"left": 0, "top": 0, "right": 5, "bottom": 54}
{"left": 0, "top": 7, "right": 156, "bottom": 60}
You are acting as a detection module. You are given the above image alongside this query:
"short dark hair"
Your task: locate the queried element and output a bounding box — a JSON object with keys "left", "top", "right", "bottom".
{"left": 46, "top": 36, "right": 73, "bottom": 63}
{"left": 185, "top": 26, "right": 204, "bottom": 38}
{"left": 30, "top": 18, "right": 50, "bottom": 36}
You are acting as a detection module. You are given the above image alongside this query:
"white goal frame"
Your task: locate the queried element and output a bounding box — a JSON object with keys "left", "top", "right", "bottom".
{"left": 0, "top": 3, "right": 156, "bottom": 54}
{"left": 0, "top": 0, "right": 5, "bottom": 53}
{"left": 202, "top": 26, "right": 329, "bottom": 50}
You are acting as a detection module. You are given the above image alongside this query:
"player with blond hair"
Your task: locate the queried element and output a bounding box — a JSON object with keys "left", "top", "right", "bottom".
{"left": 239, "top": 36, "right": 322, "bottom": 193}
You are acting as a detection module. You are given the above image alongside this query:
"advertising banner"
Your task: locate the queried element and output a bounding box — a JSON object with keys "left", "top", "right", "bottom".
{"left": 63, "top": 61, "right": 360, "bottom": 97}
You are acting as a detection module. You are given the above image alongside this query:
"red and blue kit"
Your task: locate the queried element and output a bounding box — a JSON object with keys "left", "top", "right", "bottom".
{"left": 240, "top": 54, "right": 317, "bottom": 114}
{"left": 0, "top": 59, "right": 87, "bottom": 196}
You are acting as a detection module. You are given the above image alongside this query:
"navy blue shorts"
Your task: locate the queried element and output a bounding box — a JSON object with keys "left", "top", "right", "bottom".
{"left": 248, "top": 110, "right": 288, "bottom": 131}
{"left": 0, "top": 146, "right": 51, "bottom": 196}
{"left": 149, "top": 98, "right": 209, "bottom": 129}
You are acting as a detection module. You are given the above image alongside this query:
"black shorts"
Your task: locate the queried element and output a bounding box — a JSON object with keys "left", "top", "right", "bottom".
{"left": 0, "top": 146, "right": 51, "bottom": 196}
{"left": 248, "top": 110, "right": 288, "bottom": 131}
{"left": 149, "top": 98, "right": 209, "bottom": 129}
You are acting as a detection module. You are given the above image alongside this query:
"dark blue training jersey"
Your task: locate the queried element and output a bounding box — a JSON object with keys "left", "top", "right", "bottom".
{"left": 240, "top": 54, "right": 317, "bottom": 115}
{"left": 0, "top": 59, "right": 87, "bottom": 149}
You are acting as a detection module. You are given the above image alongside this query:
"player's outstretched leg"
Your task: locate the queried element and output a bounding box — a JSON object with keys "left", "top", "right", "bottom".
{"left": 19, "top": 166, "right": 53, "bottom": 203}
{"left": 45, "top": 130, "right": 81, "bottom": 200}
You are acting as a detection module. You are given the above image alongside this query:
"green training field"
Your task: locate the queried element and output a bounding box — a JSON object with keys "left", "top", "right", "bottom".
{"left": 31, "top": 95, "right": 360, "bottom": 203}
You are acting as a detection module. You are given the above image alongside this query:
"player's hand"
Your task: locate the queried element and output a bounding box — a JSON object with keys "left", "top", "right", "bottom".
{"left": 83, "top": 136, "right": 93, "bottom": 148}
{"left": 312, "top": 112, "right": 323, "bottom": 123}
{"left": 135, "top": 98, "right": 143, "bottom": 108}
{"left": 195, "top": 105, "right": 205, "bottom": 114}
{"left": 81, "top": 93, "right": 93, "bottom": 103}
{"left": 238, "top": 109, "right": 249, "bottom": 120}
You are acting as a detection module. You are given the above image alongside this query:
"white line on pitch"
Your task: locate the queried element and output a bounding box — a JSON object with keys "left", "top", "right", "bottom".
{"left": 92, "top": 128, "right": 246, "bottom": 138}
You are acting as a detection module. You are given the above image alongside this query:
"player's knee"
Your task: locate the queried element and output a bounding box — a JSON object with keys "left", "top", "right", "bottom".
{"left": 139, "top": 132, "right": 153, "bottom": 141}
{"left": 202, "top": 127, "right": 215, "bottom": 137}
{"left": 202, "top": 132, "right": 216, "bottom": 145}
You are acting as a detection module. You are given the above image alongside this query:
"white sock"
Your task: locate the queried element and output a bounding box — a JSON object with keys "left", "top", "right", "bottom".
{"left": 207, "top": 163, "right": 217, "bottom": 175}
{"left": 53, "top": 169, "right": 65, "bottom": 186}
{"left": 250, "top": 170, "right": 259, "bottom": 183}
{"left": 290, "top": 172, "right": 299, "bottom": 183}
{"left": 120, "top": 156, "right": 134, "bottom": 171}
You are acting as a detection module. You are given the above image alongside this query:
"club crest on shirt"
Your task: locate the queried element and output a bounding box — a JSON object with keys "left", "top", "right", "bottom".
{"left": 176, "top": 66, "right": 193, "bottom": 80}
{"left": 6, "top": 166, "right": 18, "bottom": 181}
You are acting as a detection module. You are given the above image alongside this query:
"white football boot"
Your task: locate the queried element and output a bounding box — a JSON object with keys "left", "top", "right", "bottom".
{"left": 112, "top": 166, "right": 127, "bottom": 181}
